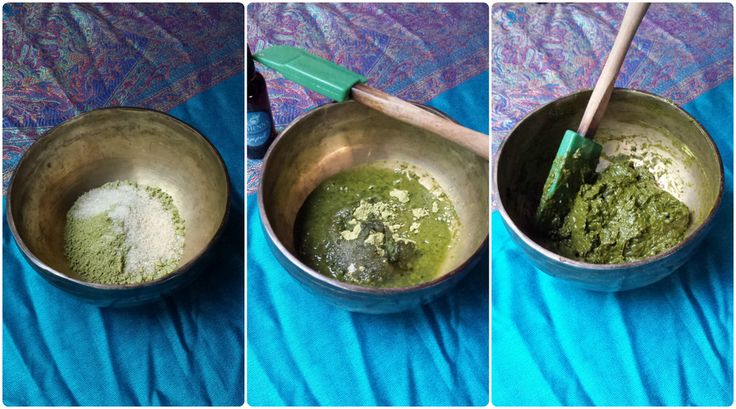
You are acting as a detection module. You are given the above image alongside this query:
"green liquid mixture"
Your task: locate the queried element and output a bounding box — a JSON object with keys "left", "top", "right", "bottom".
{"left": 552, "top": 160, "right": 691, "bottom": 264}
{"left": 294, "top": 163, "right": 458, "bottom": 287}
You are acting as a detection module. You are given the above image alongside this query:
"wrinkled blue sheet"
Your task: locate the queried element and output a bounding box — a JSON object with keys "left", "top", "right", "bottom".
{"left": 492, "top": 78, "right": 733, "bottom": 406}
{"left": 3, "top": 73, "right": 245, "bottom": 406}
{"left": 247, "top": 72, "right": 489, "bottom": 406}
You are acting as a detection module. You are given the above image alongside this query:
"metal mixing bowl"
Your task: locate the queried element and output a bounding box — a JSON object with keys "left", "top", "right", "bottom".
{"left": 7, "top": 107, "right": 230, "bottom": 306}
{"left": 495, "top": 89, "right": 723, "bottom": 291}
{"left": 259, "top": 101, "right": 489, "bottom": 313}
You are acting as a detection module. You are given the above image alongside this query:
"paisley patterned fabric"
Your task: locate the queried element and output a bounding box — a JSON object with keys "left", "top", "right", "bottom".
{"left": 3, "top": 3, "right": 244, "bottom": 192}
{"left": 492, "top": 3, "right": 733, "bottom": 158}
{"left": 247, "top": 3, "right": 490, "bottom": 194}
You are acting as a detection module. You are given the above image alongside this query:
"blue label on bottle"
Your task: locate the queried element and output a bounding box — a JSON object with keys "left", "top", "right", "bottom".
{"left": 247, "top": 111, "right": 273, "bottom": 146}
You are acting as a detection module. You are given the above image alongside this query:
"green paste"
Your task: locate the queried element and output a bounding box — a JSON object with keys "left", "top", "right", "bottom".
{"left": 294, "top": 163, "right": 458, "bottom": 287}
{"left": 551, "top": 160, "right": 690, "bottom": 264}
{"left": 64, "top": 180, "right": 185, "bottom": 285}
{"left": 536, "top": 145, "right": 599, "bottom": 232}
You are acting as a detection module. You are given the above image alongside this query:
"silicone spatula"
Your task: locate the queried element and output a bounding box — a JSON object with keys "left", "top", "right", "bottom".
{"left": 253, "top": 45, "right": 489, "bottom": 159}
{"left": 535, "top": 3, "right": 650, "bottom": 231}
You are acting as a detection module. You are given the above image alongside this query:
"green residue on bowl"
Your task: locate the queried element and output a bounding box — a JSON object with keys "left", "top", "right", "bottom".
{"left": 294, "top": 163, "right": 458, "bottom": 287}
{"left": 552, "top": 160, "right": 691, "bottom": 264}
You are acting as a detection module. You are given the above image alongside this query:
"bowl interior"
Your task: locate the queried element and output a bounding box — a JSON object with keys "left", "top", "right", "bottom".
{"left": 261, "top": 101, "right": 489, "bottom": 283}
{"left": 496, "top": 89, "right": 722, "bottom": 255}
{"left": 9, "top": 108, "right": 229, "bottom": 283}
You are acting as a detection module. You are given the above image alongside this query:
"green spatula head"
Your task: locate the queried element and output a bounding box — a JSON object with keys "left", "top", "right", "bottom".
{"left": 253, "top": 45, "right": 367, "bottom": 102}
{"left": 536, "top": 130, "right": 603, "bottom": 231}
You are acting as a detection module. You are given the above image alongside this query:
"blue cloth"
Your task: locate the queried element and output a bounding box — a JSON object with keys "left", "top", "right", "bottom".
{"left": 492, "top": 78, "right": 733, "bottom": 405}
{"left": 3, "top": 73, "right": 245, "bottom": 406}
{"left": 247, "top": 71, "right": 489, "bottom": 406}
{"left": 425, "top": 72, "right": 489, "bottom": 134}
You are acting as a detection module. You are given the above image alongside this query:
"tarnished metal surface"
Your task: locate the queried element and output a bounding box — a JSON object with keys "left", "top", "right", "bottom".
{"left": 259, "top": 101, "right": 489, "bottom": 313}
{"left": 7, "top": 107, "right": 230, "bottom": 306}
{"left": 494, "top": 88, "right": 723, "bottom": 291}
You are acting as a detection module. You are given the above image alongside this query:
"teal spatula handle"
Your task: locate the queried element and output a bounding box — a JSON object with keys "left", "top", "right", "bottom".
{"left": 253, "top": 45, "right": 367, "bottom": 102}
{"left": 255, "top": 45, "right": 489, "bottom": 159}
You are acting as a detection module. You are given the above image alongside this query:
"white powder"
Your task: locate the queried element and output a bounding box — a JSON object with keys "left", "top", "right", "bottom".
{"left": 69, "top": 181, "right": 184, "bottom": 280}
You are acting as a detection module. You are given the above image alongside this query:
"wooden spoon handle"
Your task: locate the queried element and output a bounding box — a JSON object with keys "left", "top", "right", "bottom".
{"left": 351, "top": 83, "right": 489, "bottom": 160}
{"left": 577, "top": 2, "right": 649, "bottom": 138}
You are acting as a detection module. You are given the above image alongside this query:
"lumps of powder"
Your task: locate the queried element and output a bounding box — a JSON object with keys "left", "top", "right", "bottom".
{"left": 64, "top": 180, "right": 185, "bottom": 285}
{"left": 364, "top": 231, "right": 385, "bottom": 248}
{"left": 389, "top": 189, "right": 410, "bottom": 203}
{"left": 412, "top": 208, "right": 429, "bottom": 219}
{"left": 340, "top": 224, "right": 362, "bottom": 241}
{"left": 352, "top": 199, "right": 395, "bottom": 221}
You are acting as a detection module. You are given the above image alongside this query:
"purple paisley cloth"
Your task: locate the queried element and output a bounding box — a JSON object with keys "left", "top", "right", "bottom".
{"left": 492, "top": 3, "right": 733, "bottom": 158}
{"left": 3, "top": 3, "right": 244, "bottom": 192}
{"left": 247, "top": 3, "right": 489, "bottom": 194}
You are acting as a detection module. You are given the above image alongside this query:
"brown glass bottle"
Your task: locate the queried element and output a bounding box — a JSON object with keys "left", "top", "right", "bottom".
{"left": 247, "top": 47, "right": 277, "bottom": 159}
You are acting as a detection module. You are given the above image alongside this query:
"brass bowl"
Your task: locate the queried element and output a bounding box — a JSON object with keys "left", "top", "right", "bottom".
{"left": 495, "top": 89, "right": 723, "bottom": 291}
{"left": 259, "top": 101, "right": 489, "bottom": 313}
{"left": 7, "top": 107, "right": 230, "bottom": 306}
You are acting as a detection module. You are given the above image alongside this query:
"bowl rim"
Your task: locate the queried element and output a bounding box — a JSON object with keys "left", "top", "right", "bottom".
{"left": 493, "top": 87, "right": 725, "bottom": 270}
{"left": 6, "top": 106, "right": 232, "bottom": 291}
{"left": 258, "top": 100, "right": 490, "bottom": 295}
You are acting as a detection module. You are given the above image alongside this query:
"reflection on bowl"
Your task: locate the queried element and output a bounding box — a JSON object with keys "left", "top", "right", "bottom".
{"left": 259, "top": 101, "right": 489, "bottom": 313}
{"left": 7, "top": 107, "right": 230, "bottom": 306}
{"left": 495, "top": 88, "right": 723, "bottom": 291}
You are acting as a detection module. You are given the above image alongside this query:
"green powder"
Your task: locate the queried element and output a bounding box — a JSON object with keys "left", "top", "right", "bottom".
{"left": 64, "top": 180, "right": 185, "bottom": 285}
{"left": 65, "top": 213, "right": 127, "bottom": 283}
